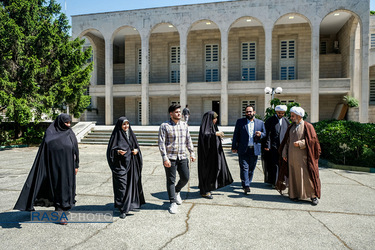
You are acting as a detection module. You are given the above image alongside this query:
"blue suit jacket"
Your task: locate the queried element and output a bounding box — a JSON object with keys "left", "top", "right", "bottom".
{"left": 232, "top": 118, "right": 266, "bottom": 156}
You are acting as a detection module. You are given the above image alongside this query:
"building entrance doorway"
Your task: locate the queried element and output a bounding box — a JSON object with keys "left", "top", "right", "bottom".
{"left": 212, "top": 101, "right": 220, "bottom": 125}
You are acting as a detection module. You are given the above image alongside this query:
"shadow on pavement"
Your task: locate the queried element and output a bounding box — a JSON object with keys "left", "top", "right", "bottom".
{"left": 72, "top": 203, "right": 114, "bottom": 212}
{"left": 0, "top": 211, "right": 31, "bottom": 229}
{"left": 74, "top": 202, "right": 168, "bottom": 214}
{"left": 141, "top": 202, "right": 168, "bottom": 210}
{"left": 150, "top": 191, "right": 169, "bottom": 201}
{"left": 1, "top": 204, "right": 117, "bottom": 228}
{"left": 150, "top": 181, "right": 313, "bottom": 205}
{"left": 217, "top": 182, "right": 312, "bottom": 204}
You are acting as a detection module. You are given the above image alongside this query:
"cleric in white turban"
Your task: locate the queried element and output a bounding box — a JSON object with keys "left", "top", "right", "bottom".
{"left": 263, "top": 104, "right": 289, "bottom": 186}
{"left": 290, "top": 106, "right": 305, "bottom": 118}
{"left": 277, "top": 105, "right": 322, "bottom": 206}
{"left": 275, "top": 105, "right": 287, "bottom": 112}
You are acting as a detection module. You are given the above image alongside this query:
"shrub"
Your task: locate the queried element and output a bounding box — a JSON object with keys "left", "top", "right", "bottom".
{"left": 314, "top": 120, "right": 375, "bottom": 168}
{"left": 21, "top": 126, "right": 47, "bottom": 145}
{"left": 0, "top": 122, "right": 50, "bottom": 146}
{"left": 343, "top": 96, "right": 359, "bottom": 108}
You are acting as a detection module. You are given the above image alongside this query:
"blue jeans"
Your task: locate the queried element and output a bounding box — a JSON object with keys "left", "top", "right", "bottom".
{"left": 238, "top": 147, "right": 259, "bottom": 188}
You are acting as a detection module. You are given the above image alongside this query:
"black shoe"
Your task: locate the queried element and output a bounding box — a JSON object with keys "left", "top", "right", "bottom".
{"left": 244, "top": 187, "right": 250, "bottom": 194}
{"left": 290, "top": 197, "right": 299, "bottom": 202}
{"left": 311, "top": 197, "right": 319, "bottom": 206}
{"left": 201, "top": 192, "right": 213, "bottom": 199}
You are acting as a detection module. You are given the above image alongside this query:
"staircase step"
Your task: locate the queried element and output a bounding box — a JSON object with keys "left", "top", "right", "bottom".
{"left": 79, "top": 126, "right": 234, "bottom": 148}
{"left": 81, "top": 138, "right": 110, "bottom": 143}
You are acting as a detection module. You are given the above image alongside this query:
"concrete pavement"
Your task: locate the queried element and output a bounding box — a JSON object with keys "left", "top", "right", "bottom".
{"left": 0, "top": 144, "right": 374, "bottom": 250}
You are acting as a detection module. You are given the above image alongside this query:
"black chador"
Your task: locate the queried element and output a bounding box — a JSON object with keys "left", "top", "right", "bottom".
{"left": 262, "top": 114, "right": 289, "bottom": 185}
{"left": 198, "top": 111, "right": 233, "bottom": 197}
{"left": 14, "top": 114, "right": 79, "bottom": 211}
{"left": 106, "top": 117, "right": 145, "bottom": 216}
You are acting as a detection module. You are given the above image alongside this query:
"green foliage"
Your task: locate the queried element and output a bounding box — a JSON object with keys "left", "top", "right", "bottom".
{"left": 343, "top": 95, "right": 359, "bottom": 108}
{"left": 0, "top": 0, "right": 92, "bottom": 137}
{"left": 314, "top": 120, "right": 375, "bottom": 167}
{"left": 21, "top": 125, "right": 46, "bottom": 144}
{"left": 0, "top": 129, "right": 14, "bottom": 146}
{"left": 0, "top": 122, "right": 50, "bottom": 146}
{"left": 371, "top": 10, "right": 375, "bottom": 15}
{"left": 263, "top": 98, "right": 308, "bottom": 121}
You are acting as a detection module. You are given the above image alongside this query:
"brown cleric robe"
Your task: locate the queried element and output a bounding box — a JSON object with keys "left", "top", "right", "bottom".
{"left": 276, "top": 120, "right": 321, "bottom": 199}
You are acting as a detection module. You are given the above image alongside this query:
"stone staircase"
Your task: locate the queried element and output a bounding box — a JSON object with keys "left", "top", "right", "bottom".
{"left": 79, "top": 125, "right": 234, "bottom": 148}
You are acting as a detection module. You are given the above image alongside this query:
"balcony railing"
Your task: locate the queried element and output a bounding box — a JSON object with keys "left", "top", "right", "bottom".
{"left": 89, "top": 78, "right": 351, "bottom": 96}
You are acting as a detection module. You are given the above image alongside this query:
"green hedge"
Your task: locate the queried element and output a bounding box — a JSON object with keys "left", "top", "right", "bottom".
{"left": 0, "top": 122, "right": 51, "bottom": 146}
{"left": 314, "top": 120, "right": 375, "bottom": 168}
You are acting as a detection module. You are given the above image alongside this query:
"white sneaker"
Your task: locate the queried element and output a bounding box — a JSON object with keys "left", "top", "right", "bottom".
{"left": 169, "top": 202, "right": 178, "bottom": 214}
{"left": 176, "top": 192, "right": 182, "bottom": 205}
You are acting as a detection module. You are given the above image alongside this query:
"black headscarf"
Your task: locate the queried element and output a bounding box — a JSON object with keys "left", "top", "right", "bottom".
{"left": 106, "top": 117, "right": 145, "bottom": 213}
{"left": 107, "top": 117, "right": 141, "bottom": 172}
{"left": 198, "top": 111, "right": 233, "bottom": 195}
{"left": 14, "top": 114, "right": 79, "bottom": 211}
{"left": 54, "top": 113, "right": 71, "bottom": 131}
{"left": 198, "top": 111, "right": 218, "bottom": 162}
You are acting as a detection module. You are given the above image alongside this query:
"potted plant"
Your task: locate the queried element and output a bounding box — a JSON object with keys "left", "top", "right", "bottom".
{"left": 343, "top": 95, "right": 359, "bottom": 121}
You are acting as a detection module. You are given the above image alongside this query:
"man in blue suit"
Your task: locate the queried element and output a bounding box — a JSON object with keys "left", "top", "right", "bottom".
{"left": 232, "top": 105, "right": 266, "bottom": 194}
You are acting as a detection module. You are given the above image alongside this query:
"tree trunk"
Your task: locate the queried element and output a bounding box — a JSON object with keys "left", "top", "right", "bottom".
{"left": 14, "top": 122, "right": 23, "bottom": 139}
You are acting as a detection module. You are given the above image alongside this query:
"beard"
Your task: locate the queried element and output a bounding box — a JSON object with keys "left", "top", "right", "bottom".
{"left": 246, "top": 114, "right": 254, "bottom": 120}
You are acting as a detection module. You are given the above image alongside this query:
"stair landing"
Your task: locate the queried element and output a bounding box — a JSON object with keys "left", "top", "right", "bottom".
{"left": 79, "top": 125, "right": 234, "bottom": 147}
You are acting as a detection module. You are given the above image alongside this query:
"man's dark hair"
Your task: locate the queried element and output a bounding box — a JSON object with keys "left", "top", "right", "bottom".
{"left": 186, "top": 104, "right": 188, "bottom": 108}
{"left": 169, "top": 104, "right": 181, "bottom": 113}
{"left": 245, "top": 105, "right": 255, "bottom": 111}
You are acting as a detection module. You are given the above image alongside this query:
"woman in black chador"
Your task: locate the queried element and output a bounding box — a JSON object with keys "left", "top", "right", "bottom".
{"left": 198, "top": 111, "right": 233, "bottom": 199}
{"left": 107, "top": 117, "right": 145, "bottom": 219}
{"left": 14, "top": 114, "right": 79, "bottom": 217}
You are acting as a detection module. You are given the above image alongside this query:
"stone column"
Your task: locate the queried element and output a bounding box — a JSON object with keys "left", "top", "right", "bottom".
{"left": 141, "top": 34, "right": 150, "bottom": 125}
{"left": 352, "top": 24, "right": 361, "bottom": 102}
{"left": 88, "top": 38, "right": 98, "bottom": 88}
{"left": 105, "top": 38, "right": 113, "bottom": 125}
{"left": 179, "top": 30, "right": 188, "bottom": 109}
{"left": 359, "top": 20, "right": 369, "bottom": 123}
{"left": 220, "top": 28, "right": 229, "bottom": 126}
{"left": 89, "top": 38, "right": 97, "bottom": 119}
{"left": 310, "top": 23, "right": 320, "bottom": 123}
{"left": 264, "top": 27, "right": 272, "bottom": 111}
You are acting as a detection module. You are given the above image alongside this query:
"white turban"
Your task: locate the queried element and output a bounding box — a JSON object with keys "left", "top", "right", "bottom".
{"left": 290, "top": 107, "right": 305, "bottom": 117}
{"left": 275, "top": 105, "right": 287, "bottom": 112}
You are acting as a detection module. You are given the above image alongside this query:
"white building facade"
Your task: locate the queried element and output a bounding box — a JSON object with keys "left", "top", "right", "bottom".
{"left": 72, "top": 0, "right": 374, "bottom": 125}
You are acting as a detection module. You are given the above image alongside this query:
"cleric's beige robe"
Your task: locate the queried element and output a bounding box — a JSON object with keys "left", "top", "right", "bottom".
{"left": 282, "top": 120, "right": 316, "bottom": 199}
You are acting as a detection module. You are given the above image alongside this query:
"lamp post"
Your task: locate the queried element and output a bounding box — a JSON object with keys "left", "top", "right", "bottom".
{"left": 264, "top": 87, "right": 282, "bottom": 109}
{"left": 264, "top": 87, "right": 282, "bottom": 100}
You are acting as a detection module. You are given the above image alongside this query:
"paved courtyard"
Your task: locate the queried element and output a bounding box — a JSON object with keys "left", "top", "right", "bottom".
{"left": 1, "top": 144, "right": 374, "bottom": 249}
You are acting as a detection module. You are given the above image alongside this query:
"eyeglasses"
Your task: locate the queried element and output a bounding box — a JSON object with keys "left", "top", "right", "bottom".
{"left": 245, "top": 111, "right": 254, "bottom": 113}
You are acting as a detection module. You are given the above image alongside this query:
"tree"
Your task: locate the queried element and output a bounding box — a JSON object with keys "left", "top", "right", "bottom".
{"left": 263, "top": 98, "right": 308, "bottom": 121}
{"left": 0, "top": 0, "right": 92, "bottom": 138}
